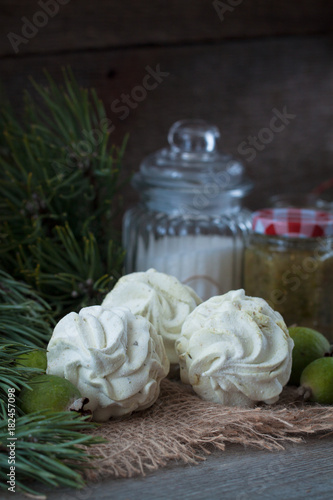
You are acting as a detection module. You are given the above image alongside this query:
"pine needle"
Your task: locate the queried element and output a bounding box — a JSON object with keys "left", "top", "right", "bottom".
{"left": 0, "top": 70, "right": 126, "bottom": 495}
{"left": 0, "top": 412, "right": 105, "bottom": 495}
{"left": 0, "top": 270, "right": 53, "bottom": 347}
{"left": 0, "top": 68, "right": 126, "bottom": 317}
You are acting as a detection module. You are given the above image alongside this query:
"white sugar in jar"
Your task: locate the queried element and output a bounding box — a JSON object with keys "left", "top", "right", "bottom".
{"left": 123, "top": 120, "right": 252, "bottom": 300}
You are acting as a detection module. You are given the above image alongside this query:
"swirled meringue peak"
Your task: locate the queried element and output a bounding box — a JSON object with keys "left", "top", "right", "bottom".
{"left": 176, "top": 289, "right": 293, "bottom": 407}
{"left": 46, "top": 305, "right": 169, "bottom": 421}
{"left": 102, "top": 269, "right": 202, "bottom": 365}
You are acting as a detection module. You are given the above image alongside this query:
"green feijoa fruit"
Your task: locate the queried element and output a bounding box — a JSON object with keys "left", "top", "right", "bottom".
{"left": 19, "top": 374, "right": 84, "bottom": 414}
{"left": 299, "top": 357, "right": 333, "bottom": 405}
{"left": 288, "top": 327, "right": 330, "bottom": 386}
{"left": 15, "top": 350, "right": 47, "bottom": 372}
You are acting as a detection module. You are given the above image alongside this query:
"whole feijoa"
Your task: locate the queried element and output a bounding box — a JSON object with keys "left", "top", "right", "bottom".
{"left": 19, "top": 374, "right": 84, "bottom": 414}
{"left": 15, "top": 350, "right": 47, "bottom": 372}
{"left": 299, "top": 357, "right": 333, "bottom": 404}
{"left": 288, "top": 327, "right": 330, "bottom": 386}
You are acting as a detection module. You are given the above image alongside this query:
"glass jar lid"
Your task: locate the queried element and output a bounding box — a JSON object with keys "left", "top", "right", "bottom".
{"left": 252, "top": 208, "right": 333, "bottom": 238}
{"left": 132, "top": 119, "right": 252, "bottom": 198}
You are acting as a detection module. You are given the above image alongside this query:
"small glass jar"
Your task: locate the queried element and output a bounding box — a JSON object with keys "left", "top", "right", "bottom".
{"left": 123, "top": 119, "right": 252, "bottom": 300}
{"left": 243, "top": 208, "right": 333, "bottom": 342}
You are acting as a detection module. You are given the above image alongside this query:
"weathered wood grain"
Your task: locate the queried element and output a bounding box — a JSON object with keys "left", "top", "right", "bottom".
{"left": 4, "top": 435, "right": 333, "bottom": 499}
{"left": 1, "top": 35, "right": 332, "bottom": 215}
{"left": 1, "top": 0, "right": 333, "bottom": 57}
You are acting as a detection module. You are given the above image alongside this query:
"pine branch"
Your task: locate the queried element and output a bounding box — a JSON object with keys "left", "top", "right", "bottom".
{"left": 0, "top": 412, "right": 104, "bottom": 495}
{"left": 0, "top": 69, "right": 124, "bottom": 495}
{"left": 0, "top": 271, "right": 52, "bottom": 420}
{"left": 19, "top": 223, "right": 124, "bottom": 313}
{"left": 0, "top": 340, "right": 45, "bottom": 420}
{"left": 0, "top": 337, "right": 103, "bottom": 496}
{"left": 0, "top": 68, "right": 127, "bottom": 317}
{"left": 0, "top": 270, "right": 53, "bottom": 347}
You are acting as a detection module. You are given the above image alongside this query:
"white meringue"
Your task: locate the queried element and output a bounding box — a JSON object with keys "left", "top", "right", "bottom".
{"left": 176, "top": 289, "right": 293, "bottom": 406}
{"left": 102, "top": 268, "right": 202, "bottom": 365}
{"left": 46, "top": 305, "right": 169, "bottom": 421}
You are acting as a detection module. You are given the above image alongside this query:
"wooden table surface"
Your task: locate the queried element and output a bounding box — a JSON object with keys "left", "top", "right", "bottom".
{"left": 5, "top": 434, "right": 333, "bottom": 500}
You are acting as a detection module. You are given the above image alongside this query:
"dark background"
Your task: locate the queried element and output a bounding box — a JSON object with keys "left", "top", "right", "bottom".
{"left": 1, "top": 0, "right": 333, "bottom": 219}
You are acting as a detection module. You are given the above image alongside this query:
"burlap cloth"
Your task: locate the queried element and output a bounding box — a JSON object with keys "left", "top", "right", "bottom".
{"left": 83, "top": 379, "right": 333, "bottom": 482}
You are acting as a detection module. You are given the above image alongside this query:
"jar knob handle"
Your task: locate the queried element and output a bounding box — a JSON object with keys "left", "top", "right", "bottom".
{"left": 168, "top": 119, "right": 220, "bottom": 154}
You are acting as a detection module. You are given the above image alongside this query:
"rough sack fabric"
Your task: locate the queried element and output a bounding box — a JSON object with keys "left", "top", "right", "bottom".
{"left": 83, "top": 379, "right": 333, "bottom": 482}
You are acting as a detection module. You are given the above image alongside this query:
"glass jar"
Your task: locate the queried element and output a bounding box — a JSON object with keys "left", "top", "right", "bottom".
{"left": 243, "top": 208, "right": 333, "bottom": 342}
{"left": 123, "top": 119, "right": 252, "bottom": 300}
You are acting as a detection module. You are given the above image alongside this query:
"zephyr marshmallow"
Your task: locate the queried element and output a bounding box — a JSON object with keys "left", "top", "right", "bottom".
{"left": 176, "top": 289, "right": 294, "bottom": 406}
{"left": 102, "top": 268, "right": 202, "bottom": 365}
{"left": 46, "top": 305, "right": 169, "bottom": 421}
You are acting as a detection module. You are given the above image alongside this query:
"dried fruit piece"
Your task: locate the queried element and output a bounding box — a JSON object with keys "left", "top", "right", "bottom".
{"left": 288, "top": 327, "right": 330, "bottom": 386}
{"left": 299, "top": 357, "right": 333, "bottom": 404}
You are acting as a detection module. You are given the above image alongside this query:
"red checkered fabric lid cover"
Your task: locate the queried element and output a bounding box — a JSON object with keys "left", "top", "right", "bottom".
{"left": 252, "top": 208, "right": 333, "bottom": 238}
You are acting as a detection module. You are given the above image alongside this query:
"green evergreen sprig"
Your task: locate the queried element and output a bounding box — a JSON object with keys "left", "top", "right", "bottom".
{"left": 0, "top": 67, "right": 127, "bottom": 317}
{"left": 18, "top": 222, "right": 124, "bottom": 313}
{"left": 0, "top": 271, "right": 52, "bottom": 420}
{"left": 0, "top": 341, "right": 45, "bottom": 418}
{"left": 0, "top": 412, "right": 104, "bottom": 495}
{"left": 0, "top": 275, "right": 102, "bottom": 496}
{"left": 0, "top": 270, "right": 53, "bottom": 347}
{"left": 0, "top": 70, "right": 126, "bottom": 494}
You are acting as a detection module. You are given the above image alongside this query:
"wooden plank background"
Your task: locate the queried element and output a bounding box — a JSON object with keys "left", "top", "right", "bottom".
{"left": 1, "top": 0, "right": 333, "bottom": 56}
{"left": 1, "top": 1, "right": 333, "bottom": 217}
